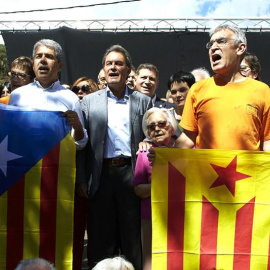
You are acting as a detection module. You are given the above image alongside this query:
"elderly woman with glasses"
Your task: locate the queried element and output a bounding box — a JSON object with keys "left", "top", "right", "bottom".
{"left": 133, "top": 107, "right": 178, "bottom": 270}
{"left": 71, "top": 76, "right": 98, "bottom": 101}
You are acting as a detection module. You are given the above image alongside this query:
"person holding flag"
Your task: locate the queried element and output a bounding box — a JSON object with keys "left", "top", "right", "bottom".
{"left": 146, "top": 24, "right": 270, "bottom": 270}
{"left": 148, "top": 24, "right": 270, "bottom": 158}
{"left": 8, "top": 39, "right": 87, "bottom": 148}
{"left": 1, "top": 38, "right": 87, "bottom": 270}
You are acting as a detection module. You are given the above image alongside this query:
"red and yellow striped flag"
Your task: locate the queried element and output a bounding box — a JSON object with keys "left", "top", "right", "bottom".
{"left": 0, "top": 107, "right": 76, "bottom": 270}
{"left": 152, "top": 148, "right": 270, "bottom": 270}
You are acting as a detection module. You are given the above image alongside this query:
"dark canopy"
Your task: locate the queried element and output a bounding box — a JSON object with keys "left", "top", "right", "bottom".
{"left": 3, "top": 26, "right": 270, "bottom": 97}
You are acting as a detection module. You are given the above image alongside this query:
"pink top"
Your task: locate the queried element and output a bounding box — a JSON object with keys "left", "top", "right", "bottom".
{"left": 133, "top": 149, "right": 152, "bottom": 220}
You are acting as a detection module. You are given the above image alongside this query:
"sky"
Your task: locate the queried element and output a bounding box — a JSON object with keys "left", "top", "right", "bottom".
{"left": 0, "top": 0, "right": 270, "bottom": 44}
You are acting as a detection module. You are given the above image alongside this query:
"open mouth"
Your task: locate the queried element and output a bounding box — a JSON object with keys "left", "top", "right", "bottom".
{"left": 142, "top": 86, "right": 151, "bottom": 91}
{"left": 38, "top": 66, "right": 49, "bottom": 73}
{"left": 109, "top": 72, "right": 119, "bottom": 78}
{"left": 212, "top": 54, "right": 222, "bottom": 64}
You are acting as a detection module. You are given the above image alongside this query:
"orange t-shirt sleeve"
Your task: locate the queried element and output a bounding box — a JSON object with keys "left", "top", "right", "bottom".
{"left": 180, "top": 87, "right": 198, "bottom": 132}
{"left": 261, "top": 86, "right": 270, "bottom": 142}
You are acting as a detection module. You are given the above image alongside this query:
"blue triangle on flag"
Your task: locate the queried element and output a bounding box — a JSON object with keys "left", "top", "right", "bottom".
{"left": 0, "top": 104, "right": 71, "bottom": 196}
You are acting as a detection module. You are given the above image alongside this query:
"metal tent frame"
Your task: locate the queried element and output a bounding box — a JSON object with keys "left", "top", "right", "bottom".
{"left": 1, "top": 18, "right": 270, "bottom": 33}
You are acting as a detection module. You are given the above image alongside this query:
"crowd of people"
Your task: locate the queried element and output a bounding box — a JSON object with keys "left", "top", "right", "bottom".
{"left": 1, "top": 23, "right": 269, "bottom": 270}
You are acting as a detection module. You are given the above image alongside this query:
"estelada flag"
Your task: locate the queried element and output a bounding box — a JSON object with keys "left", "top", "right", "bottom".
{"left": 152, "top": 148, "right": 270, "bottom": 270}
{"left": 0, "top": 105, "right": 76, "bottom": 270}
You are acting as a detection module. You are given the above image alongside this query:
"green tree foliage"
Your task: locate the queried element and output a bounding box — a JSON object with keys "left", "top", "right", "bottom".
{"left": 0, "top": 44, "right": 9, "bottom": 82}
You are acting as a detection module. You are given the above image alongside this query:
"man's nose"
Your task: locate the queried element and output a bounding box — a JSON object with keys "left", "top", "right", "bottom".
{"left": 145, "top": 77, "right": 151, "bottom": 84}
{"left": 40, "top": 55, "right": 47, "bottom": 63}
{"left": 110, "top": 63, "right": 117, "bottom": 70}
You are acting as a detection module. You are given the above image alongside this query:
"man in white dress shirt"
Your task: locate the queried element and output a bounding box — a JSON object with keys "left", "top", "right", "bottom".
{"left": 9, "top": 39, "right": 87, "bottom": 148}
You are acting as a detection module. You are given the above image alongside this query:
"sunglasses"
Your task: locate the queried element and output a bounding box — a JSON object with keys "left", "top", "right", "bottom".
{"left": 72, "top": 84, "right": 90, "bottom": 93}
{"left": 147, "top": 121, "right": 167, "bottom": 131}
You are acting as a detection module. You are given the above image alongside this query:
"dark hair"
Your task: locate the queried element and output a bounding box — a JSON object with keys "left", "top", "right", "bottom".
{"left": 130, "top": 64, "right": 136, "bottom": 72}
{"left": 167, "top": 70, "right": 195, "bottom": 89}
{"left": 243, "top": 52, "right": 261, "bottom": 81}
{"left": 136, "top": 63, "right": 159, "bottom": 80}
{"left": 11, "top": 56, "right": 35, "bottom": 79}
{"left": 102, "top": 44, "right": 132, "bottom": 68}
{"left": 0, "top": 81, "right": 11, "bottom": 96}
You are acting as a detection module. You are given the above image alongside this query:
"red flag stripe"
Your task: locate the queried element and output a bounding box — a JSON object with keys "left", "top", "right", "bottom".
{"left": 200, "top": 196, "right": 218, "bottom": 270}
{"left": 6, "top": 176, "right": 25, "bottom": 270}
{"left": 167, "top": 163, "right": 186, "bottom": 270}
{"left": 233, "top": 197, "right": 255, "bottom": 270}
{"left": 39, "top": 144, "right": 60, "bottom": 263}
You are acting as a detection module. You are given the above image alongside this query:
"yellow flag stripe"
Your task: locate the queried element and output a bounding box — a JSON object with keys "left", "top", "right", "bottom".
{"left": 152, "top": 148, "right": 270, "bottom": 270}
{"left": 23, "top": 160, "right": 42, "bottom": 259}
{"left": 55, "top": 135, "right": 76, "bottom": 270}
{"left": 152, "top": 152, "right": 169, "bottom": 269}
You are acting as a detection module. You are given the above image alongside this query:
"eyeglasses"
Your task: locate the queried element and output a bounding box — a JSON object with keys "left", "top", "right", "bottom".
{"left": 147, "top": 121, "right": 167, "bottom": 131}
{"left": 72, "top": 85, "right": 90, "bottom": 93}
{"left": 240, "top": 65, "right": 251, "bottom": 74}
{"left": 8, "top": 71, "right": 30, "bottom": 80}
{"left": 170, "top": 88, "right": 188, "bottom": 95}
{"left": 206, "top": 37, "right": 235, "bottom": 49}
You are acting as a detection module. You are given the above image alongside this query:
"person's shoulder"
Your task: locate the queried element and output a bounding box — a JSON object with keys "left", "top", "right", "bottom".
{"left": 189, "top": 76, "right": 213, "bottom": 94}
{"left": 85, "top": 89, "right": 106, "bottom": 100}
{"left": 12, "top": 83, "right": 34, "bottom": 93}
{"left": 155, "top": 97, "right": 176, "bottom": 109}
{"left": 131, "top": 89, "right": 151, "bottom": 101}
{"left": 246, "top": 77, "right": 269, "bottom": 88}
{"left": 193, "top": 77, "right": 213, "bottom": 87}
{"left": 0, "top": 95, "right": 10, "bottom": 104}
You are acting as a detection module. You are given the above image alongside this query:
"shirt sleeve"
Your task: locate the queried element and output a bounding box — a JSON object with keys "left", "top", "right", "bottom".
{"left": 262, "top": 86, "right": 270, "bottom": 141}
{"left": 133, "top": 151, "right": 151, "bottom": 186}
{"left": 180, "top": 86, "right": 198, "bottom": 132}
{"left": 73, "top": 99, "right": 88, "bottom": 150}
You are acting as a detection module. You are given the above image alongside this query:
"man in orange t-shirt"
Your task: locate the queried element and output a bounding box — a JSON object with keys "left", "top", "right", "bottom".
{"left": 176, "top": 24, "right": 270, "bottom": 151}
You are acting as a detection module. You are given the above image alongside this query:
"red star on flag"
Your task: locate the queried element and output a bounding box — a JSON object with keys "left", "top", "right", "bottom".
{"left": 210, "top": 156, "right": 251, "bottom": 196}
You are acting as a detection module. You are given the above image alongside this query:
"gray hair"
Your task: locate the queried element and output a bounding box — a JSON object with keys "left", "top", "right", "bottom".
{"left": 92, "top": 256, "right": 134, "bottom": 270}
{"left": 191, "top": 67, "right": 211, "bottom": 81}
{"left": 32, "top": 39, "right": 63, "bottom": 62}
{"left": 136, "top": 63, "right": 159, "bottom": 80}
{"left": 15, "top": 258, "right": 55, "bottom": 270}
{"left": 102, "top": 45, "right": 132, "bottom": 68}
{"left": 142, "top": 107, "right": 178, "bottom": 138}
{"left": 209, "top": 24, "right": 247, "bottom": 49}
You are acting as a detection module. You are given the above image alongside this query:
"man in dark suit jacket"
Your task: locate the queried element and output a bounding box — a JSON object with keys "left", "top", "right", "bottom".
{"left": 76, "top": 45, "right": 152, "bottom": 270}
{"left": 135, "top": 63, "right": 175, "bottom": 110}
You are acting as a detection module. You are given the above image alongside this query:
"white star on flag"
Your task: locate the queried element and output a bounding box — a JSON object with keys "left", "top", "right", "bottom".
{"left": 0, "top": 136, "right": 22, "bottom": 177}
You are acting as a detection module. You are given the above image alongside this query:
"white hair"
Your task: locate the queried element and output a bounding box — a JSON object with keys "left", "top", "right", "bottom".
{"left": 15, "top": 258, "right": 55, "bottom": 270}
{"left": 93, "top": 257, "right": 134, "bottom": 270}
{"left": 191, "top": 67, "right": 211, "bottom": 81}
{"left": 142, "top": 107, "right": 178, "bottom": 138}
